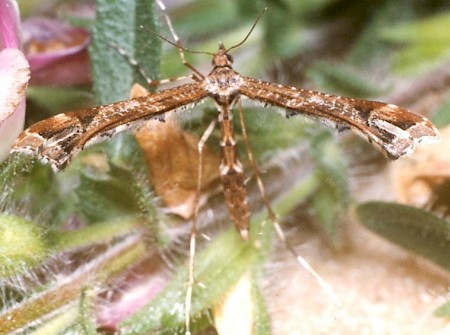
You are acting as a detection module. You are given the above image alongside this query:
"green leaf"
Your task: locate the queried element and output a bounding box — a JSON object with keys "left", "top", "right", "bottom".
{"left": 392, "top": 44, "right": 450, "bottom": 76}
{"left": 283, "top": 0, "right": 339, "bottom": 15}
{"left": 78, "top": 289, "right": 99, "bottom": 335}
{"left": 48, "top": 217, "right": 144, "bottom": 252}
{"left": 30, "top": 307, "right": 80, "bottom": 335}
{"left": 251, "top": 273, "right": 272, "bottom": 335}
{"left": 75, "top": 166, "right": 145, "bottom": 223}
{"left": 0, "top": 158, "right": 70, "bottom": 227}
{"left": 382, "top": 12, "right": 450, "bottom": 44}
{"left": 382, "top": 12, "right": 450, "bottom": 75}
{"left": 90, "top": 0, "right": 161, "bottom": 104}
{"left": 73, "top": 135, "right": 158, "bottom": 226}
{"left": 346, "top": 1, "right": 413, "bottom": 68}
{"left": 70, "top": 135, "right": 173, "bottom": 247}
{"left": 356, "top": 202, "right": 450, "bottom": 270}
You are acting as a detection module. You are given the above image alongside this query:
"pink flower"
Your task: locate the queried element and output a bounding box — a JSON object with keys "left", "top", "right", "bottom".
{"left": 0, "top": 0, "right": 30, "bottom": 162}
{"left": 22, "top": 18, "right": 91, "bottom": 86}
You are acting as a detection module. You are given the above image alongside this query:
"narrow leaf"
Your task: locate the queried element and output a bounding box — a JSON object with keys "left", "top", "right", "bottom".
{"left": 251, "top": 273, "right": 271, "bottom": 335}
{"left": 356, "top": 202, "right": 450, "bottom": 270}
{"left": 90, "top": 0, "right": 161, "bottom": 104}
{"left": 381, "top": 12, "right": 450, "bottom": 75}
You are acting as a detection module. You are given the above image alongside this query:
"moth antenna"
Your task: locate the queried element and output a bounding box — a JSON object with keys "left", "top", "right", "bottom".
{"left": 227, "top": 7, "right": 267, "bottom": 52}
{"left": 139, "top": 25, "right": 213, "bottom": 56}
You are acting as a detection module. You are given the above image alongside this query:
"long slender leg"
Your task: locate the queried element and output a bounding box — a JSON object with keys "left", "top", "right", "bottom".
{"left": 155, "top": 0, "right": 205, "bottom": 79}
{"left": 185, "top": 119, "right": 216, "bottom": 335}
{"left": 108, "top": 41, "right": 196, "bottom": 86}
{"left": 236, "top": 100, "right": 339, "bottom": 303}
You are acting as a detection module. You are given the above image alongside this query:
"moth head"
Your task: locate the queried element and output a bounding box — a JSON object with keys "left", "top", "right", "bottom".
{"left": 212, "top": 42, "right": 234, "bottom": 68}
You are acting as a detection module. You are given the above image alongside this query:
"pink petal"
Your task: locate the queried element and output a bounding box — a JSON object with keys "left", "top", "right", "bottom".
{"left": 23, "top": 18, "right": 91, "bottom": 86}
{"left": 0, "top": 48, "right": 30, "bottom": 161}
{"left": 0, "top": 0, "right": 20, "bottom": 49}
{"left": 97, "top": 274, "right": 169, "bottom": 329}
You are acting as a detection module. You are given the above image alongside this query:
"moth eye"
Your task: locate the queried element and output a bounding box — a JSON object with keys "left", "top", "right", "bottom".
{"left": 226, "top": 54, "right": 233, "bottom": 63}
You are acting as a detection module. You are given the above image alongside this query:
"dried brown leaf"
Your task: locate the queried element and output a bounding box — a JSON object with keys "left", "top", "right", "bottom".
{"left": 132, "top": 84, "right": 220, "bottom": 219}
{"left": 391, "top": 125, "right": 450, "bottom": 210}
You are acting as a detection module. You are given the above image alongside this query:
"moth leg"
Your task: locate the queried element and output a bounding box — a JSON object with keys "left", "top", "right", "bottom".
{"left": 237, "top": 100, "right": 339, "bottom": 303}
{"left": 185, "top": 119, "right": 216, "bottom": 335}
{"left": 108, "top": 41, "right": 196, "bottom": 86}
{"left": 155, "top": 0, "right": 204, "bottom": 80}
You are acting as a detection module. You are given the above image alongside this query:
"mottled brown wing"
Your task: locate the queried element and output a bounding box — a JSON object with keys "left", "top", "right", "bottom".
{"left": 11, "top": 83, "right": 208, "bottom": 171}
{"left": 239, "top": 76, "right": 439, "bottom": 159}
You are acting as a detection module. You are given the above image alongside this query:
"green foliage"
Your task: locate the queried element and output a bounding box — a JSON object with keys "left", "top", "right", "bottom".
{"left": 0, "top": 156, "right": 72, "bottom": 227}
{"left": 170, "top": 0, "right": 237, "bottom": 38}
{"left": 356, "top": 202, "right": 450, "bottom": 270}
{"left": 70, "top": 135, "right": 167, "bottom": 244}
{"left": 78, "top": 289, "right": 99, "bottom": 335}
{"left": 0, "top": 227, "right": 146, "bottom": 334}
{"left": 357, "top": 200, "right": 450, "bottom": 320}
{"left": 118, "top": 170, "right": 317, "bottom": 334}
{"left": 120, "top": 229, "right": 263, "bottom": 334}
{"left": 251, "top": 272, "right": 272, "bottom": 335}
{"left": 90, "top": 0, "right": 161, "bottom": 104}
{"left": 30, "top": 308, "right": 82, "bottom": 335}
{"left": 4, "top": 0, "right": 450, "bottom": 333}
{"left": 236, "top": 107, "right": 310, "bottom": 160}
{"left": 25, "top": 87, "right": 94, "bottom": 124}
{"left": 262, "top": 1, "right": 302, "bottom": 59}
{"left": 382, "top": 12, "right": 450, "bottom": 75}
{"left": 0, "top": 214, "right": 48, "bottom": 277}
{"left": 73, "top": 136, "right": 156, "bottom": 224}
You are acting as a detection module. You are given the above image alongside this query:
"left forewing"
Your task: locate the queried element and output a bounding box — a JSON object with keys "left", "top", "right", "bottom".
{"left": 11, "top": 83, "right": 208, "bottom": 170}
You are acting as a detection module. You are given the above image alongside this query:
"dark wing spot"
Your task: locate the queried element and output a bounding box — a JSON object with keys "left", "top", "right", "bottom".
{"left": 390, "top": 120, "right": 417, "bottom": 131}
{"left": 336, "top": 124, "right": 350, "bottom": 132}
{"left": 354, "top": 105, "right": 373, "bottom": 121}
{"left": 285, "top": 109, "right": 297, "bottom": 118}
{"left": 373, "top": 126, "right": 396, "bottom": 143}
{"left": 77, "top": 111, "right": 97, "bottom": 127}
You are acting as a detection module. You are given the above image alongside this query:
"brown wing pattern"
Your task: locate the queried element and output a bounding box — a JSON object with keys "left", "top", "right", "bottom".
{"left": 11, "top": 83, "right": 208, "bottom": 170}
{"left": 239, "top": 76, "right": 439, "bottom": 159}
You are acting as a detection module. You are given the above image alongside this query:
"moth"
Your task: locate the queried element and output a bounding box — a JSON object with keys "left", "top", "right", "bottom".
{"left": 9, "top": 5, "right": 441, "bottom": 334}
{"left": 11, "top": 29, "right": 439, "bottom": 240}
